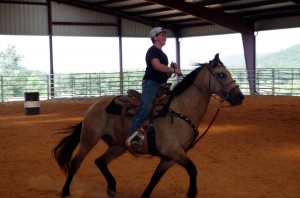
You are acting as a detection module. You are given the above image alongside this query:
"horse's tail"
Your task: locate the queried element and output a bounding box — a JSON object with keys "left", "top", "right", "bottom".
{"left": 52, "top": 122, "right": 82, "bottom": 175}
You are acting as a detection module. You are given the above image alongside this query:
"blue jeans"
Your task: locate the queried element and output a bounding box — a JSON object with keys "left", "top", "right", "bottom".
{"left": 127, "top": 80, "right": 162, "bottom": 137}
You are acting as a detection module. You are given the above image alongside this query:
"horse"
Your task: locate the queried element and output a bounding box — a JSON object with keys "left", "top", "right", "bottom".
{"left": 52, "top": 53, "right": 244, "bottom": 198}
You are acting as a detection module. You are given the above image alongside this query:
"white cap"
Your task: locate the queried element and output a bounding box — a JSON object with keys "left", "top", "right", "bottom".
{"left": 149, "top": 27, "right": 167, "bottom": 39}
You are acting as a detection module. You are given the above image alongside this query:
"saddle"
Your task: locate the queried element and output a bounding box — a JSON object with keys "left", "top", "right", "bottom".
{"left": 113, "top": 83, "right": 172, "bottom": 117}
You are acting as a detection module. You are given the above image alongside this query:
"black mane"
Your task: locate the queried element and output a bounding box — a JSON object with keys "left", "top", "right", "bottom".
{"left": 171, "top": 66, "right": 204, "bottom": 97}
{"left": 171, "top": 53, "right": 224, "bottom": 97}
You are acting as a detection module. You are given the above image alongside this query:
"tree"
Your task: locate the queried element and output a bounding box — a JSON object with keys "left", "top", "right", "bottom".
{"left": 0, "top": 45, "right": 25, "bottom": 76}
{"left": 0, "top": 45, "right": 28, "bottom": 98}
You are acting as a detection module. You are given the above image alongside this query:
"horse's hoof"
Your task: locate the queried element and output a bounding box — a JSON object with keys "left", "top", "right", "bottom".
{"left": 62, "top": 187, "right": 70, "bottom": 198}
{"left": 61, "top": 191, "right": 70, "bottom": 198}
{"left": 107, "top": 189, "right": 116, "bottom": 198}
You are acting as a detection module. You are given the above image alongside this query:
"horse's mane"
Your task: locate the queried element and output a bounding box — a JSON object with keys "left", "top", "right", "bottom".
{"left": 171, "top": 65, "right": 204, "bottom": 97}
{"left": 171, "top": 54, "right": 224, "bottom": 97}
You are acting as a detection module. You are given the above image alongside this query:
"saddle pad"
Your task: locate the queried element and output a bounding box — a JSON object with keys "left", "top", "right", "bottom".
{"left": 105, "top": 96, "right": 170, "bottom": 118}
{"left": 105, "top": 96, "right": 133, "bottom": 116}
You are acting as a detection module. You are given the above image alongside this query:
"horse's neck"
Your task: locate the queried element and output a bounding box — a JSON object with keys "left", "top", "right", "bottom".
{"left": 170, "top": 78, "right": 211, "bottom": 125}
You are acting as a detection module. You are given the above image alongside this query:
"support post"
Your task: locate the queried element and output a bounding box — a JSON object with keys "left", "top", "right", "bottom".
{"left": 47, "top": 0, "right": 55, "bottom": 98}
{"left": 241, "top": 32, "right": 256, "bottom": 95}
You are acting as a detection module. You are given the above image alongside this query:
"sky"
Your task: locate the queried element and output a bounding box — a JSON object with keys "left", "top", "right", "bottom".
{"left": 0, "top": 27, "right": 299, "bottom": 73}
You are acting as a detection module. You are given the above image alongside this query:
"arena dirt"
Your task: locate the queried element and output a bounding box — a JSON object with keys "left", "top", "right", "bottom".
{"left": 0, "top": 95, "right": 299, "bottom": 198}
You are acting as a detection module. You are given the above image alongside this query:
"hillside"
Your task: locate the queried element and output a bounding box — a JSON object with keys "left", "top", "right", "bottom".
{"left": 222, "top": 43, "right": 300, "bottom": 68}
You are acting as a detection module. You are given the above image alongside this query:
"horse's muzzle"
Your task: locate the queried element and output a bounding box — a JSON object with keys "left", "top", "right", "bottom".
{"left": 228, "top": 91, "right": 245, "bottom": 106}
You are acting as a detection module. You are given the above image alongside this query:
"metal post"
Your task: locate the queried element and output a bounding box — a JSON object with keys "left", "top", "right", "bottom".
{"left": 1, "top": 76, "right": 4, "bottom": 102}
{"left": 272, "top": 69, "right": 275, "bottom": 95}
{"left": 46, "top": 75, "right": 50, "bottom": 99}
{"left": 291, "top": 69, "right": 294, "bottom": 95}
{"left": 47, "top": 0, "right": 55, "bottom": 98}
{"left": 118, "top": 17, "right": 124, "bottom": 95}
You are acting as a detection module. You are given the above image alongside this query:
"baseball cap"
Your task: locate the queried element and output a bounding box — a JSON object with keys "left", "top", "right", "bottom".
{"left": 149, "top": 27, "right": 168, "bottom": 39}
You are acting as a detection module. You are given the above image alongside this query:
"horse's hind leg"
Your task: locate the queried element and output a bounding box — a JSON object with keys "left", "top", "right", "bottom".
{"left": 62, "top": 146, "right": 91, "bottom": 197}
{"left": 95, "top": 139, "right": 126, "bottom": 198}
{"left": 61, "top": 126, "right": 102, "bottom": 197}
{"left": 141, "top": 157, "right": 175, "bottom": 198}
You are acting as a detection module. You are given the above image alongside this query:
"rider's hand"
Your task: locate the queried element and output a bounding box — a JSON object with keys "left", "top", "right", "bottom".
{"left": 171, "top": 62, "right": 178, "bottom": 69}
{"left": 174, "top": 68, "right": 182, "bottom": 76}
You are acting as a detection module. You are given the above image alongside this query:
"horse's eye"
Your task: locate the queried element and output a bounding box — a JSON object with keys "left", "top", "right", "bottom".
{"left": 217, "top": 73, "right": 226, "bottom": 78}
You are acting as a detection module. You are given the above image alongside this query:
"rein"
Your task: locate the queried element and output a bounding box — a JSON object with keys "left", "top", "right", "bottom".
{"left": 190, "top": 96, "right": 224, "bottom": 148}
{"left": 189, "top": 66, "right": 234, "bottom": 147}
{"left": 168, "top": 96, "right": 224, "bottom": 149}
{"left": 171, "top": 65, "right": 234, "bottom": 148}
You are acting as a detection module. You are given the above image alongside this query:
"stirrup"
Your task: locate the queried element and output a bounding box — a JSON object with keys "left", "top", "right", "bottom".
{"left": 126, "top": 130, "right": 144, "bottom": 147}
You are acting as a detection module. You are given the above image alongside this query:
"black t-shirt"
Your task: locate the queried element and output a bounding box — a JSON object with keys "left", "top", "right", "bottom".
{"left": 143, "top": 45, "right": 169, "bottom": 84}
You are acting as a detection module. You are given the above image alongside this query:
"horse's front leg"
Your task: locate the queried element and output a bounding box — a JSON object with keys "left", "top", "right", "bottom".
{"left": 182, "top": 159, "right": 197, "bottom": 198}
{"left": 165, "top": 147, "right": 198, "bottom": 198}
{"left": 141, "top": 157, "right": 175, "bottom": 198}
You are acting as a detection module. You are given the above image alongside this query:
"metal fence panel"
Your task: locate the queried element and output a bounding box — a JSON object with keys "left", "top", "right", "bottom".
{"left": 0, "top": 68, "right": 299, "bottom": 102}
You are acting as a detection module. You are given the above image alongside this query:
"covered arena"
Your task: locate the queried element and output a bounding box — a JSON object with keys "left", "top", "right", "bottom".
{"left": 0, "top": 1, "right": 300, "bottom": 197}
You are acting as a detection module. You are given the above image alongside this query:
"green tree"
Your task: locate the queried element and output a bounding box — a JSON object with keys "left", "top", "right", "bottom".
{"left": 0, "top": 45, "right": 28, "bottom": 98}
{"left": 0, "top": 45, "right": 25, "bottom": 76}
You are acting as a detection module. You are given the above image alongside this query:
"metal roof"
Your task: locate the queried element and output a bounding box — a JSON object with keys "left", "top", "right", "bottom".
{"left": 52, "top": 0, "right": 300, "bottom": 34}
{"left": 1, "top": 0, "right": 299, "bottom": 95}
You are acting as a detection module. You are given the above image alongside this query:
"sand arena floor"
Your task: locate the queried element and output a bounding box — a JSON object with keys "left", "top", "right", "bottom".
{"left": 0, "top": 95, "right": 299, "bottom": 198}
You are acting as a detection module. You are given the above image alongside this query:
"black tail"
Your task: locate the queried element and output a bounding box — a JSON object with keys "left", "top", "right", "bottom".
{"left": 52, "top": 122, "right": 82, "bottom": 175}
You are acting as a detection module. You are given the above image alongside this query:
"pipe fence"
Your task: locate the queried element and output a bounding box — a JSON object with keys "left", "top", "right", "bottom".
{"left": 0, "top": 68, "right": 299, "bottom": 102}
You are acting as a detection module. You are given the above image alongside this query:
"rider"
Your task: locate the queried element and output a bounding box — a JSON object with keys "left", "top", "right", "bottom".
{"left": 126, "top": 27, "right": 182, "bottom": 147}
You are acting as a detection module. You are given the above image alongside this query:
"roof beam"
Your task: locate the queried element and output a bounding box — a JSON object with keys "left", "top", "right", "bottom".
{"left": 241, "top": 5, "right": 300, "bottom": 19}
{"left": 116, "top": 2, "right": 154, "bottom": 10}
{"left": 194, "top": 0, "right": 240, "bottom": 6}
{"left": 91, "top": 0, "right": 128, "bottom": 6}
{"left": 131, "top": 7, "right": 172, "bottom": 15}
{"left": 52, "top": 0, "right": 177, "bottom": 29}
{"left": 153, "top": 12, "right": 188, "bottom": 20}
{"left": 217, "top": 0, "right": 288, "bottom": 11}
{"left": 146, "top": 0, "right": 254, "bottom": 33}
{"left": 290, "top": 0, "right": 300, "bottom": 5}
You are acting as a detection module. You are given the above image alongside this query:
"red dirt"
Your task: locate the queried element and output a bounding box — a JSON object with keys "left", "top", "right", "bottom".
{"left": 0, "top": 95, "right": 299, "bottom": 198}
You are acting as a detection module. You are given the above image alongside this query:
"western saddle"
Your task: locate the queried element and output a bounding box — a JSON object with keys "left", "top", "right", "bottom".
{"left": 113, "top": 83, "right": 172, "bottom": 118}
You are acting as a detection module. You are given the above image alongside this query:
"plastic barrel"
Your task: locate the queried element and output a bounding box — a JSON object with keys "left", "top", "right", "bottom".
{"left": 24, "top": 92, "right": 40, "bottom": 115}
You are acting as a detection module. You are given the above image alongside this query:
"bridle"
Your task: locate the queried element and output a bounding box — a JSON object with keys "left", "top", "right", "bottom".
{"left": 206, "top": 65, "right": 240, "bottom": 102}
{"left": 170, "top": 64, "right": 241, "bottom": 148}
{"left": 189, "top": 64, "right": 240, "bottom": 147}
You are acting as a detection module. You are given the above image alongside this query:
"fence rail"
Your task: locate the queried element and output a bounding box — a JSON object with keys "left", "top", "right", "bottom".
{"left": 0, "top": 68, "right": 299, "bottom": 102}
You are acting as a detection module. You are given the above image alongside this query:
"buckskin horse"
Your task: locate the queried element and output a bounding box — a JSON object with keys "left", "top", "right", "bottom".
{"left": 52, "top": 54, "right": 244, "bottom": 198}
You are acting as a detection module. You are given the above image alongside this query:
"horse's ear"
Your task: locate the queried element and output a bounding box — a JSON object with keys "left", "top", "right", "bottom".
{"left": 214, "top": 53, "right": 220, "bottom": 61}
{"left": 212, "top": 53, "right": 224, "bottom": 67}
{"left": 211, "top": 53, "right": 220, "bottom": 67}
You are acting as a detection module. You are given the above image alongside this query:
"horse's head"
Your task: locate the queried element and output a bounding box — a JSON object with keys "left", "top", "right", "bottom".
{"left": 205, "top": 53, "right": 244, "bottom": 106}
{"left": 172, "top": 54, "right": 244, "bottom": 106}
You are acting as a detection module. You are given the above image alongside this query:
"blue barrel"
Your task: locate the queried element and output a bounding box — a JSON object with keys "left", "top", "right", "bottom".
{"left": 24, "top": 92, "right": 40, "bottom": 115}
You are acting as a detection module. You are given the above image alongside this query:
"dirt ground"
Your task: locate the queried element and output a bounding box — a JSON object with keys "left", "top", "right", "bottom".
{"left": 0, "top": 95, "right": 299, "bottom": 198}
